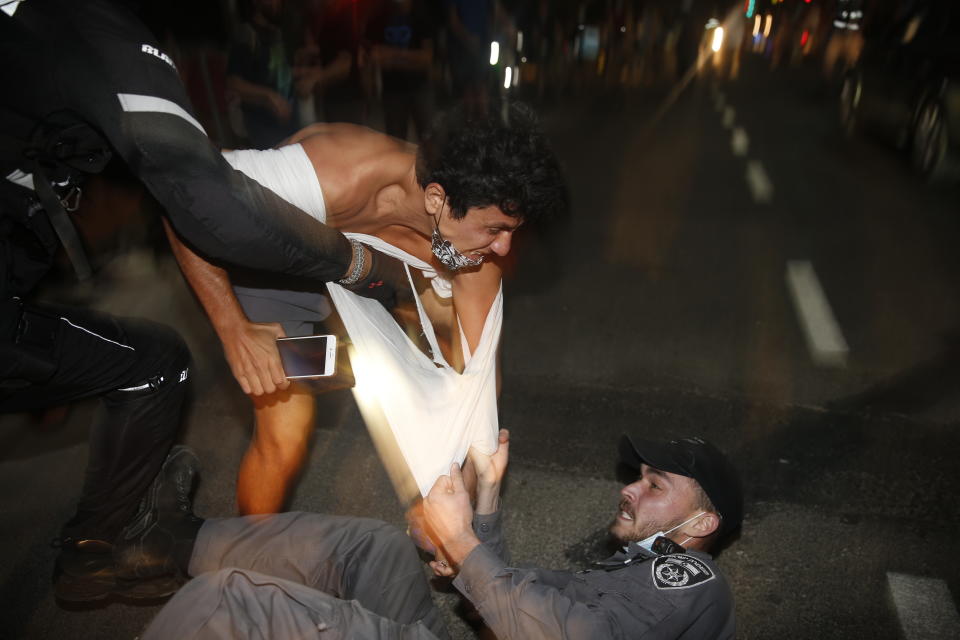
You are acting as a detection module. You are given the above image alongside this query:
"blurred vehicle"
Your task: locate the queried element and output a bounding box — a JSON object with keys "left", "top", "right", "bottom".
{"left": 840, "top": 0, "right": 960, "bottom": 183}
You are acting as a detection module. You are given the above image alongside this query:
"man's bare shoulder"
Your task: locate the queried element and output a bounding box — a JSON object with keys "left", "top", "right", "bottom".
{"left": 288, "top": 123, "right": 411, "bottom": 156}
{"left": 288, "top": 124, "right": 415, "bottom": 214}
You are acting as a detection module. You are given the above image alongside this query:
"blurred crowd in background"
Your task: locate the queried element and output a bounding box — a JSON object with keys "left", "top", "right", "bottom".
{"left": 57, "top": 0, "right": 952, "bottom": 277}
{"left": 136, "top": 0, "right": 952, "bottom": 150}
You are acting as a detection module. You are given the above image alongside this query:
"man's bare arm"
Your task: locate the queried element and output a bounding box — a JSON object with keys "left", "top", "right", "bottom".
{"left": 452, "top": 259, "right": 503, "bottom": 356}
{"left": 162, "top": 219, "right": 289, "bottom": 396}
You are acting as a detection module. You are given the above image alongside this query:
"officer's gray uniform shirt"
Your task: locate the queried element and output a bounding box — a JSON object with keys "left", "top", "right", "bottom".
{"left": 456, "top": 512, "right": 735, "bottom": 639}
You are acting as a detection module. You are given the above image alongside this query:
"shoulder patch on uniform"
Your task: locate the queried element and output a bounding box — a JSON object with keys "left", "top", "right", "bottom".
{"left": 651, "top": 554, "right": 716, "bottom": 590}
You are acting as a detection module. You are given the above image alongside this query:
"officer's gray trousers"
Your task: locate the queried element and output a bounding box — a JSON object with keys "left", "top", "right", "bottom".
{"left": 142, "top": 512, "right": 447, "bottom": 639}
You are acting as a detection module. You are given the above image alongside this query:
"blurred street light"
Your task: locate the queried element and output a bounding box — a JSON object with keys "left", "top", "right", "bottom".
{"left": 712, "top": 26, "right": 725, "bottom": 53}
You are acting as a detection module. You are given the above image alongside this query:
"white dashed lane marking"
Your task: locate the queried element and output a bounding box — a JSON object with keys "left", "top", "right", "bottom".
{"left": 745, "top": 160, "right": 774, "bottom": 204}
{"left": 888, "top": 573, "right": 960, "bottom": 640}
{"left": 731, "top": 127, "right": 749, "bottom": 157}
{"left": 785, "top": 260, "right": 849, "bottom": 367}
{"left": 722, "top": 106, "right": 736, "bottom": 129}
{"left": 716, "top": 91, "right": 850, "bottom": 370}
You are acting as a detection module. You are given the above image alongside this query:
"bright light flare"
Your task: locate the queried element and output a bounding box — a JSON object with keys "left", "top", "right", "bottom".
{"left": 489, "top": 41, "right": 499, "bottom": 65}
{"left": 349, "top": 346, "right": 419, "bottom": 503}
{"left": 517, "top": 30, "right": 523, "bottom": 51}
{"left": 753, "top": 15, "right": 761, "bottom": 36}
{"left": 711, "top": 26, "right": 725, "bottom": 53}
{"left": 503, "top": 66, "right": 512, "bottom": 88}
{"left": 764, "top": 15, "right": 773, "bottom": 38}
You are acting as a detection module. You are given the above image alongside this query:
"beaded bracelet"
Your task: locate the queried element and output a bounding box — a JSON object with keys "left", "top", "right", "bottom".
{"left": 337, "top": 239, "right": 366, "bottom": 286}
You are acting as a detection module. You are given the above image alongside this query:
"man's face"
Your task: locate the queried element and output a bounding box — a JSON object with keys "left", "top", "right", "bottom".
{"left": 438, "top": 205, "right": 522, "bottom": 259}
{"left": 610, "top": 464, "right": 702, "bottom": 544}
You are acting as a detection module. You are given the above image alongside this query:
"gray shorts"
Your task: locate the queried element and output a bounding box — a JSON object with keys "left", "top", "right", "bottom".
{"left": 233, "top": 285, "right": 332, "bottom": 337}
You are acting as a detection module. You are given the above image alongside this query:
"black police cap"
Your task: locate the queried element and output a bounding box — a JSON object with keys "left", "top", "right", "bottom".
{"left": 618, "top": 435, "right": 743, "bottom": 538}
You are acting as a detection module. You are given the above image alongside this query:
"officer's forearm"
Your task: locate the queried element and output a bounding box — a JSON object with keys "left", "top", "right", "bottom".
{"left": 122, "top": 111, "right": 353, "bottom": 282}
{"left": 442, "top": 531, "right": 482, "bottom": 568}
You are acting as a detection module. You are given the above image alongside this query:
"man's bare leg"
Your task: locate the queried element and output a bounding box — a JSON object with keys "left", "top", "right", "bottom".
{"left": 237, "top": 383, "right": 315, "bottom": 514}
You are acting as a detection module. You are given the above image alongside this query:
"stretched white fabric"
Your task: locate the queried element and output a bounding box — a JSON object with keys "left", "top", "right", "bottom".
{"left": 222, "top": 146, "right": 500, "bottom": 496}
{"left": 222, "top": 145, "right": 327, "bottom": 223}
{"left": 328, "top": 235, "right": 501, "bottom": 496}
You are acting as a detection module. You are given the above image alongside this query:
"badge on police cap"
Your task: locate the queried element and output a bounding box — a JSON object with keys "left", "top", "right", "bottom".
{"left": 651, "top": 554, "right": 715, "bottom": 590}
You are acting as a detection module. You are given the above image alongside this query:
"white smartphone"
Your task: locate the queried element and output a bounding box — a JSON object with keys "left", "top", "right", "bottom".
{"left": 276, "top": 335, "right": 338, "bottom": 379}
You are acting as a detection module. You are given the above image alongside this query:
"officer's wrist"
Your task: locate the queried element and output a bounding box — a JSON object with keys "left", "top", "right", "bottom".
{"left": 338, "top": 241, "right": 372, "bottom": 285}
{"left": 441, "top": 531, "right": 481, "bottom": 568}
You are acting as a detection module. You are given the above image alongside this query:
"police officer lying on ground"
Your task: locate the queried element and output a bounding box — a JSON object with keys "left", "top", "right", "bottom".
{"left": 1, "top": 0, "right": 407, "bottom": 603}
{"left": 118, "top": 430, "right": 742, "bottom": 638}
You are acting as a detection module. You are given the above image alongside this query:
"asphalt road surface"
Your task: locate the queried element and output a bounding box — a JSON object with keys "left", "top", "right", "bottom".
{"left": 2, "top": 55, "right": 959, "bottom": 639}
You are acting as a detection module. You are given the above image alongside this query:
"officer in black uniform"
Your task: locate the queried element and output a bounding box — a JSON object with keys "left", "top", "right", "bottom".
{"left": 0, "top": 0, "right": 406, "bottom": 603}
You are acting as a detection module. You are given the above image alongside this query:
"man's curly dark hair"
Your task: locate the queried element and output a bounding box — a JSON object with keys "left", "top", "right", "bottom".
{"left": 415, "top": 102, "right": 568, "bottom": 224}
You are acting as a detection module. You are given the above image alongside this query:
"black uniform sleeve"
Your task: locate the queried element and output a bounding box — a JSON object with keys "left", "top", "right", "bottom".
{"left": 118, "top": 110, "right": 352, "bottom": 283}
{"left": 4, "top": 0, "right": 352, "bottom": 283}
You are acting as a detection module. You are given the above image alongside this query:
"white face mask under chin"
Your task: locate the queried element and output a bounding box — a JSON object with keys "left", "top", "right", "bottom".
{"left": 636, "top": 511, "right": 706, "bottom": 552}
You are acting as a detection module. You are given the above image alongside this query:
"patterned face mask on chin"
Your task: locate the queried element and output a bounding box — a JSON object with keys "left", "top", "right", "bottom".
{"left": 431, "top": 223, "right": 484, "bottom": 271}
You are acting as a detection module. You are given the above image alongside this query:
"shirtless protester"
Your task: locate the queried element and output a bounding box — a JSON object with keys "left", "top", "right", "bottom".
{"left": 166, "top": 103, "right": 567, "bottom": 513}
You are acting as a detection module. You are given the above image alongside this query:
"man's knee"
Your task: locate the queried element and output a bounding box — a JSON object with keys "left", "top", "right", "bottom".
{"left": 344, "top": 521, "right": 436, "bottom": 629}
{"left": 129, "top": 320, "right": 190, "bottom": 375}
{"left": 251, "top": 393, "right": 314, "bottom": 458}
{"left": 352, "top": 520, "right": 421, "bottom": 573}
{"left": 373, "top": 522, "right": 417, "bottom": 556}
{"left": 105, "top": 319, "right": 190, "bottom": 400}
{"left": 250, "top": 429, "right": 309, "bottom": 469}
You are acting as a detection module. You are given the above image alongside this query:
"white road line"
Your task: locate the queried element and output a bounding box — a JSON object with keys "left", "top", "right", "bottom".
{"left": 888, "top": 573, "right": 960, "bottom": 640}
{"left": 731, "top": 127, "right": 749, "bottom": 156}
{"left": 785, "top": 261, "right": 849, "bottom": 367}
{"left": 745, "top": 160, "right": 774, "bottom": 203}
{"left": 722, "top": 106, "right": 736, "bottom": 128}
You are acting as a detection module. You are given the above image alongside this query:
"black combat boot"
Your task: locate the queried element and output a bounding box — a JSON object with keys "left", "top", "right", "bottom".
{"left": 53, "top": 536, "right": 182, "bottom": 603}
{"left": 52, "top": 537, "right": 120, "bottom": 603}
{"left": 52, "top": 445, "right": 202, "bottom": 603}
{"left": 114, "top": 445, "right": 205, "bottom": 582}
